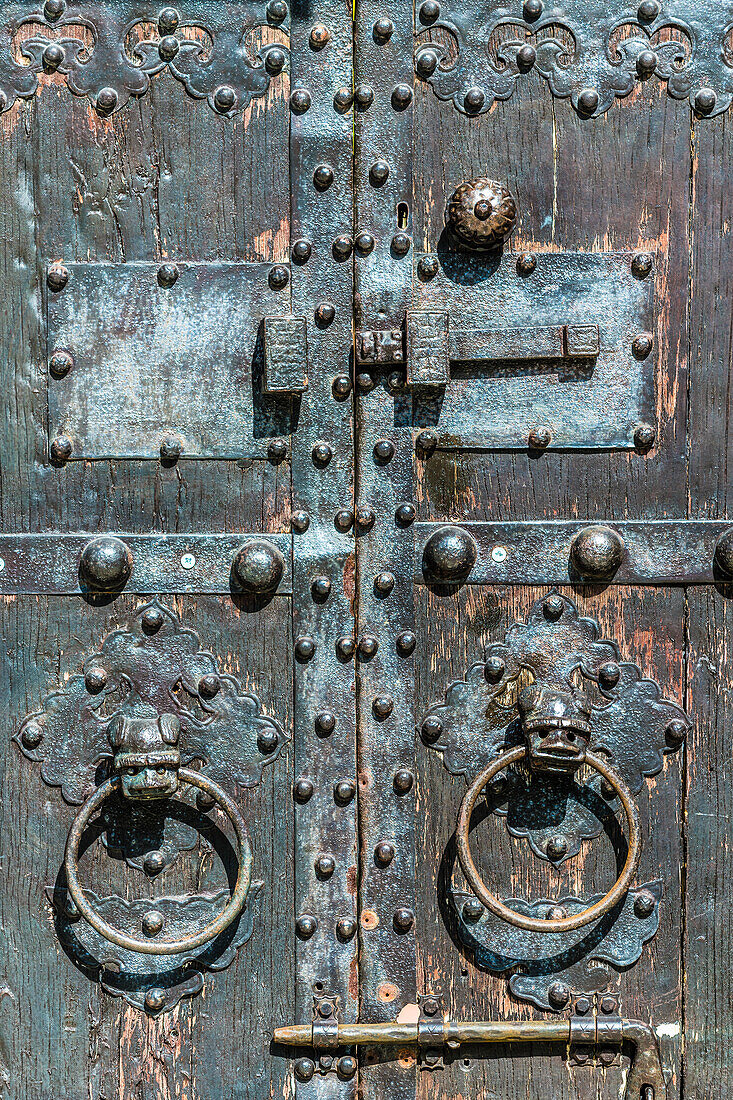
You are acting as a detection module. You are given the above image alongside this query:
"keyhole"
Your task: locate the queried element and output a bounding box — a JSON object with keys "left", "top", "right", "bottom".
{"left": 397, "top": 202, "right": 409, "bottom": 228}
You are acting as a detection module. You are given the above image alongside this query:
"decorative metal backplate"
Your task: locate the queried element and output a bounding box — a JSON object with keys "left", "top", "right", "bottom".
{"left": 406, "top": 251, "right": 654, "bottom": 450}
{"left": 47, "top": 262, "right": 296, "bottom": 459}
{"left": 0, "top": 1, "right": 288, "bottom": 117}
{"left": 415, "top": 0, "right": 733, "bottom": 119}
{"left": 453, "top": 880, "right": 661, "bottom": 1011}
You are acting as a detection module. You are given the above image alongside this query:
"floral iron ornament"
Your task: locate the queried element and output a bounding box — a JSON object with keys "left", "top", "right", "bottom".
{"left": 14, "top": 600, "right": 286, "bottom": 1013}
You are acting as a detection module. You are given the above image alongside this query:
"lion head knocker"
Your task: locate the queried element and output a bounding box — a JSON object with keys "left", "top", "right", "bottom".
{"left": 108, "top": 714, "right": 181, "bottom": 800}
{"left": 517, "top": 683, "right": 592, "bottom": 774}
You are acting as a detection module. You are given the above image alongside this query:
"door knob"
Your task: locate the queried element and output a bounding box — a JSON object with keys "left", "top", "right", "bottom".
{"left": 445, "top": 178, "right": 517, "bottom": 250}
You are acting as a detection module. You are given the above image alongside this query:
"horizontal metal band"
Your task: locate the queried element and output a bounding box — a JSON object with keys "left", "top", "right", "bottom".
{"left": 0, "top": 534, "right": 291, "bottom": 594}
{"left": 414, "top": 521, "right": 733, "bottom": 585}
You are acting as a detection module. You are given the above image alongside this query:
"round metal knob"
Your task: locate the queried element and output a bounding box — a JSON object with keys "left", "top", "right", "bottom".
{"left": 445, "top": 178, "right": 517, "bottom": 250}
{"left": 423, "top": 525, "right": 478, "bottom": 582}
{"left": 232, "top": 539, "right": 285, "bottom": 593}
{"left": 714, "top": 527, "right": 733, "bottom": 578}
{"left": 569, "top": 525, "right": 625, "bottom": 580}
{"left": 79, "top": 536, "right": 133, "bottom": 591}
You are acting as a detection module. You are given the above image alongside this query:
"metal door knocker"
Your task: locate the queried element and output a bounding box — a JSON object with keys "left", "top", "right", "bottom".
{"left": 420, "top": 591, "right": 689, "bottom": 1010}
{"left": 14, "top": 600, "right": 287, "bottom": 1013}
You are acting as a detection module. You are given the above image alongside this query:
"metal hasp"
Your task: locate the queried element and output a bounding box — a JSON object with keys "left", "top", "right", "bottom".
{"left": 273, "top": 1014, "right": 666, "bottom": 1099}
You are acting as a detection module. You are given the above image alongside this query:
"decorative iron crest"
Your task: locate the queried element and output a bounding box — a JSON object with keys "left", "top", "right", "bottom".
{"left": 453, "top": 879, "right": 661, "bottom": 1011}
{"left": 0, "top": 1, "right": 288, "bottom": 117}
{"left": 420, "top": 591, "right": 688, "bottom": 861}
{"left": 414, "top": 0, "right": 733, "bottom": 119}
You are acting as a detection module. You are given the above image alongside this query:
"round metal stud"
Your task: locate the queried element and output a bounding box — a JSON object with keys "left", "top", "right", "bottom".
{"left": 463, "top": 898, "right": 484, "bottom": 922}
{"left": 373, "top": 16, "right": 394, "bottom": 40}
{"left": 375, "top": 841, "right": 395, "bottom": 865}
{"left": 265, "top": 47, "right": 286, "bottom": 74}
{"left": 268, "top": 437, "right": 288, "bottom": 462}
{"left": 199, "top": 673, "right": 221, "bottom": 698}
{"left": 296, "top": 914, "right": 317, "bottom": 939}
{"left": 392, "top": 83, "right": 413, "bottom": 109}
{"left": 570, "top": 525, "right": 625, "bottom": 580}
{"left": 632, "top": 332, "right": 653, "bottom": 359}
{"left": 634, "top": 889, "right": 656, "bottom": 918}
{"left": 334, "top": 508, "right": 354, "bottom": 531}
{"left": 257, "top": 728, "right": 279, "bottom": 754}
{"left": 422, "top": 525, "right": 478, "bottom": 583}
{"left": 144, "top": 850, "right": 166, "bottom": 875}
{"left": 42, "top": 42, "right": 65, "bottom": 69}
{"left": 315, "top": 302, "right": 335, "bottom": 326}
{"left": 157, "top": 262, "right": 179, "bottom": 287}
{"left": 638, "top": 0, "right": 659, "bottom": 18}
{"left": 337, "top": 917, "right": 357, "bottom": 940}
{"left": 232, "top": 539, "right": 284, "bottom": 593}
{"left": 543, "top": 594, "right": 565, "bottom": 620}
{"left": 372, "top": 695, "right": 394, "bottom": 719}
{"left": 336, "top": 635, "right": 356, "bottom": 659}
{"left": 634, "top": 423, "right": 656, "bottom": 449}
{"left": 395, "top": 503, "right": 416, "bottom": 526}
{"left": 44, "top": 0, "right": 66, "bottom": 19}
{"left": 295, "top": 636, "right": 316, "bottom": 661}
{"left": 315, "top": 711, "right": 337, "bottom": 734}
{"left": 142, "top": 910, "right": 164, "bottom": 936}
{"left": 446, "top": 178, "right": 517, "bottom": 250}
{"left": 516, "top": 252, "right": 537, "bottom": 276}
{"left": 338, "top": 1056, "right": 357, "bottom": 1080}
{"left": 21, "top": 723, "right": 43, "bottom": 748}
{"left": 415, "top": 49, "right": 438, "bottom": 77}
{"left": 391, "top": 232, "right": 411, "bottom": 256}
{"left": 416, "top": 428, "right": 437, "bottom": 455}
{"left": 354, "top": 83, "right": 374, "bottom": 108}
{"left": 315, "top": 854, "right": 336, "bottom": 877}
{"left": 418, "top": 255, "right": 439, "bottom": 280}
{"left": 358, "top": 634, "right": 379, "bottom": 658}
{"left": 396, "top": 630, "right": 417, "bottom": 656}
{"left": 95, "top": 87, "right": 118, "bottom": 114}
{"left": 631, "top": 252, "right": 653, "bottom": 278}
{"left": 290, "top": 88, "right": 311, "bottom": 113}
{"left": 421, "top": 715, "right": 443, "bottom": 744}
{"left": 312, "top": 442, "right": 333, "bottom": 465}
{"left": 159, "top": 435, "right": 182, "bottom": 461}
{"left": 47, "top": 265, "right": 69, "bottom": 291}
{"left": 292, "top": 510, "right": 310, "bottom": 532}
{"left": 196, "top": 789, "right": 215, "bottom": 812}
{"left": 267, "top": 0, "right": 288, "bottom": 19}
{"left": 334, "top": 86, "right": 353, "bottom": 110}
{"left": 637, "top": 49, "right": 657, "bottom": 76}
{"left": 145, "top": 988, "right": 166, "bottom": 1013}
{"left": 311, "top": 575, "right": 332, "bottom": 600}
{"left": 294, "top": 1058, "right": 315, "bottom": 1082}
{"left": 419, "top": 0, "right": 440, "bottom": 20}
{"left": 484, "top": 655, "right": 506, "bottom": 682}
{"left": 386, "top": 371, "right": 404, "bottom": 393}
{"left": 356, "top": 505, "right": 375, "bottom": 530}
{"left": 394, "top": 768, "right": 414, "bottom": 793}
{"left": 374, "top": 572, "right": 395, "bottom": 595}
{"left": 158, "top": 7, "right": 179, "bottom": 32}
{"left": 294, "top": 777, "right": 314, "bottom": 802}
{"left": 333, "top": 374, "right": 352, "bottom": 397}
{"left": 80, "top": 536, "right": 133, "bottom": 591}
{"left": 546, "top": 835, "right": 569, "bottom": 861}
{"left": 140, "top": 607, "right": 164, "bottom": 634}
{"left": 309, "top": 23, "right": 330, "bottom": 48}
{"left": 374, "top": 439, "right": 395, "bottom": 462}
{"left": 464, "top": 86, "right": 485, "bottom": 113}
{"left": 268, "top": 265, "right": 289, "bottom": 290}
{"left": 332, "top": 235, "right": 353, "bottom": 260}
{"left": 393, "top": 907, "right": 414, "bottom": 932}
{"left": 49, "top": 350, "right": 73, "bottom": 377}
{"left": 599, "top": 661, "right": 621, "bottom": 688}
{"left": 523, "top": 0, "right": 543, "bottom": 17}
{"left": 578, "top": 88, "right": 600, "bottom": 114}
{"left": 548, "top": 980, "right": 570, "bottom": 1008}
{"left": 528, "top": 425, "right": 552, "bottom": 450}
{"left": 158, "top": 35, "right": 179, "bottom": 61}
{"left": 517, "top": 43, "right": 536, "bottom": 70}
{"left": 85, "top": 666, "right": 108, "bottom": 693}
{"left": 334, "top": 779, "right": 356, "bottom": 803}
{"left": 355, "top": 231, "right": 376, "bottom": 254}
{"left": 370, "top": 160, "right": 390, "bottom": 186}
{"left": 356, "top": 371, "right": 375, "bottom": 391}
{"left": 694, "top": 88, "right": 717, "bottom": 115}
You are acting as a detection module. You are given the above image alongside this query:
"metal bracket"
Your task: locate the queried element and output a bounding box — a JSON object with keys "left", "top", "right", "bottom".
{"left": 264, "top": 316, "right": 308, "bottom": 394}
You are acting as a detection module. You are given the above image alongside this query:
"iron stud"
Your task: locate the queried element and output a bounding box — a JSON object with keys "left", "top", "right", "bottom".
{"left": 334, "top": 508, "right": 354, "bottom": 531}
{"left": 268, "top": 438, "right": 288, "bottom": 462}
{"left": 295, "top": 914, "right": 317, "bottom": 938}
{"left": 145, "top": 988, "right": 166, "bottom": 1012}
{"left": 421, "top": 715, "right": 443, "bottom": 743}
{"left": 142, "top": 910, "right": 164, "bottom": 936}
{"left": 516, "top": 252, "right": 537, "bottom": 275}
{"left": 356, "top": 505, "right": 375, "bottom": 529}
{"left": 546, "top": 835, "right": 569, "bottom": 860}
{"left": 196, "top": 790, "right": 215, "bottom": 811}
{"left": 396, "top": 630, "right": 416, "bottom": 655}
{"left": 695, "top": 88, "right": 717, "bottom": 115}
{"left": 632, "top": 332, "right": 653, "bottom": 358}
{"left": 337, "top": 917, "right": 357, "bottom": 940}
{"left": 464, "top": 86, "right": 485, "bottom": 112}
{"left": 265, "top": 47, "right": 285, "bottom": 74}
{"left": 416, "top": 50, "right": 438, "bottom": 77}
{"left": 638, "top": 0, "right": 659, "bottom": 18}
{"left": 334, "top": 779, "right": 356, "bottom": 803}
{"left": 158, "top": 7, "right": 178, "bottom": 32}
{"left": 292, "top": 510, "right": 310, "bottom": 532}
{"left": 232, "top": 539, "right": 284, "bottom": 593}
{"left": 332, "top": 235, "right": 353, "bottom": 260}
{"left": 422, "top": 997, "right": 439, "bottom": 1016}
{"left": 634, "top": 889, "right": 656, "bottom": 918}
{"left": 294, "top": 778, "right": 314, "bottom": 802}
{"left": 578, "top": 88, "right": 599, "bottom": 114}
{"left": 631, "top": 251, "right": 653, "bottom": 277}
{"left": 268, "top": 265, "right": 289, "bottom": 290}
{"left": 392, "top": 84, "right": 413, "bottom": 109}
{"left": 311, "top": 575, "right": 332, "bottom": 600}
{"left": 42, "top": 42, "right": 64, "bottom": 69}
{"left": 199, "top": 673, "right": 220, "bottom": 698}
{"left": 393, "top": 768, "right": 414, "bottom": 793}
{"left": 358, "top": 634, "right": 379, "bottom": 658}
{"left": 374, "top": 439, "right": 395, "bottom": 462}
{"left": 463, "top": 899, "right": 483, "bottom": 922}
{"left": 338, "top": 1056, "right": 357, "bottom": 1079}
{"left": 548, "top": 981, "right": 570, "bottom": 1008}
{"left": 354, "top": 84, "right": 374, "bottom": 108}
{"left": 419, "top": 0, "right": 440, "bottom": 21}
{"left": 312, "top": 442, "right": 333, "bottom": 465}
{"left": 523, "top": 0, "right": 543, "bottom": 18}
{"left": 257, "top": 728, "right": 279, "bottom": 754}
{"left": 44, "top": 0, "right": 65, "bottom": 19}
{"left": 372, "top": 695, "right": 394, "bottom": 718}
{"left": 144, "top": 850, "right": 165, "bottom": 875}
{"left": 355, "top": 231, "right": 376, "bottom": 253}
{"left": 370, "top": 160, "right": 390, "bottom": 186}
{"left": 395, "top": 502, "right": 416, "bottom": 526}
{"left": 356, "top": 371, "right": 375, "bottom": 391}
{"left": 309, "top": 23, "right": 330, "bottom": 48}
{"left": 423, "top": 525, "right": 478, "bottom": 582}
{"left": 375, "top": 841, "right": 395, "bottom": 865}
{"left": 517, "top": 43, "right": 536, "bottom": 69}
{"left": 333, "top": 374, "right": 352, "bottom": 397}
{"left": 21, "top": 723, "right": 43, "bottom": 748}
{"left": 157, "top": 262, "right": 179, "bottom": 287}
{"left": 416, "top": 428, "right": 438, "bottom": 455}
{"left": 418, "top": 255, "right": 439, "bottom": 280}
{"left": 315, "top": 854, "right": 336, "bottom": 877}
{"left": 634, "top": 423, "right": 656, "bottom": 449}
{"left": 336, "top": 635, "right": 356, "bottom": 659}
{"left": 666, "top": 718, "right": 687, "bottom": 746}
{"left": 637, "top": 49, "right": 657, "bottom": 76}
{"left": 393, "top": 907, "right": 414, "bottom": 932}
{"left": 391, "top": 232, "right": 411, "bottom": 256}
{"left": 85, "top": 666, "right": 108, "bottom": 693}
{"left": 528, "top": 425, "right": 551, "bottom": 449}
{"left": 374, "top": 572, "right": 395, "bottom": 594}
{"left": 47, "top": 265, "right": 69, "bottom": 291}
{"left": 159, "top": 435, "right": 182, "bottom": 461}
{"left": 267, "top": 0, "right": 288, "bottom": 19}
{"left": 373, "top": 16, "right": 394, "bottom": 39}
{"left": 295, "top": 636, "right": 316, "bottom": 661}
{"left": 334, "top": 87, "right": 353, "bottom": 110}
{"left": 543, "top": 594, "right": 565, "bottom": 619}
{"left": 294, "top": 1058, "right": 315, "bottom": 1082}
{"left": 141, "top": 607, "right": 164, "bottom": 633}
{"left": 601, "top": 995, "right": 618, "bottom": 1015}
{"left": 158, "top": 35, "right": 179, "bottom": 61}
{"left": 95, "top": 87, "right": 118, "bottom": 114}
{"left": 79, "top": 536, "right": 133, "bottom": 591}
{"left": 570, "top": 525, "right": 626, "bottom": 579}
{"left": 49, "top": 350, "right": 73, "bottom": 377}
{"left": 315, "top": 302, "right": 335, "bottom": 325}
{"left": 315, "top": 711, "right": 336, "bottom": 734}
{"left": 484, "top": 656, "right": 506, "bottom": 681}
{"left": 290, "top": 88, "right": 311, "bottom": 112}
{"left": 575, "top": 997, "right": 592, "bottom": 1015}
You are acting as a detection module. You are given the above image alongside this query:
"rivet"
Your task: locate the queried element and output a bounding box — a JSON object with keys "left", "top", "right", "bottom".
{"left": 43, "top": 0, "right": 65, "bottom": 19}
{"left": 543, "top": 594, "right": 565, "bottom": 619}
{"left": 547, "top": 904, "right": 568, "bottom": 920}
{"left": 393, "top": 768, "right": 414, "bottom": 793}
{"left": 142, "top": 910, "right": 164, "bottom": 936}
{"left": 232, "top": 539, "right": 285, "bottom": 593}
{"left": 95, "top": 86, "right": 118, "bottom": 114}
{"left": 355, "top": 231, "right": 376, "bottom": 254}
{"left": 396, "top": 630, "right": 416, "bottom": 656}
{"left": 517, "top": 43, "right": 536, "bottom": 69}
{"left": 199, "top": 673, "right": 220, "bottom": 698}
{"left": 334, "top": 508, "right": 354, "bottom": 531}
{"left": 157, "top": 7, "right": 178, "bottom": 33}
{"left": 47, "top": 265, "right": 69, "bottom": 291}
{"left": 354, "top": 84, "right": 374, "bottom": 108}
{"left": 335, "top": 635, "right": 356, "bottom": 659}
{"left": 315, "top": 711, "right": 336, "bottom": 734}
{"left": 631, "top": 251, "right": 653, "bottom": 277}
{"left": 374, "top": 571, "right": 395, "bottom": 594}
{"left": 334, "top": 778, "right": 356, "bottom": 803}
{"left": 196, "top": 789, "right": 215, "bottom": 811}
{"left": 416, "top": 428, "right": 438, "bottom": 455}
{"left": 634, "top": 423, "right": 656, "bottom": 449}
{"left": 422, "top": 997, "right": 439, "bottom": 1016}
{"left": 334, "top": 86, "right": 353, "bottom": 110}
{"left": 319, "top": 1001, "right": 334, "bottom": 1018}
{"left": 391, "top": 232, "right": 411, "bottom": 256}
{"left": 600, "top": 995, "right": 618, "bottom": 1015}
{"left": 484, "top": 655, "right": 506, "bottom": 682}
{"left": 578, "top": 88, "right": 600, "bottom": 114}
{"left": 421, "top": 715, "right": 443, "bottom": 743}
{"left": 358, "top": 634, "right": 379, "bottom": 658}
{"left": 416, "top": 49, "right": 438, "bottom": 77}
{"left": 666, "top": 718, "right": 687, "bottom": 747}
{"left": 309, "top": 23, "right": 330, "bottom": 48}
{"left": 372, "top": 695, "right": 394, "bottom": 719}
{"left": 144, "top": 988, "right": 166, "bottom": 1013}
{"left": 464, "top": 86, "right": 485, "bottom": 112}
{"left": 85, "top": 667, "right": 108, "bottom": 693}
{"left": 370, "top": 160, "right": 390, "bottom": 186}
{"left": 423, "top": 525, "right": 478, "bottom": 583}
{"left": 332, "top": 374, "right": 352, "bottom": 397}
{"left": 332, "top": 235, "right": 353, "bottom": 260}
{"left": 140, "top": 606, "right": 164, "bottom": 633}
{"left": 157, "top": 262, "right": 179, "bottom": 287}
{"left": 21, "top": 723, "right": 43, "bottom": 749}
{"left": 268, "top": 265, "right": 289, "bottom": 290}
{"left": 373, "top": 16, "right": 394, "bottom": 40}
{"left": 144, "top": 850, "right": 165, "bottom": 875}
{"left": 637, "top": 49, "right": 657, "bottom": 76}
{"left": 516, "top": 252, "right": 536, "bottom": 276}
{"left": 158, "top": 35, "right": 179, "bottom": 61}
{"left": 386, "top": 370, "right": 404, "bottom": 392}
{"left": 268, "top": 437, "right": 288, "bottom": 462}
{"left": 159, "top": 435, "right": 182, "bottom": 461}
{"left": 267, "top": 0, "right": 288, "bottom": 20}
{"left": 419, "top": 0, "right": 440, "bottom": 21}
{"left": 393, "top": 907, "right": 414, "bottom": 932}
{"left": 42, "top": 42, "right": 65, "bottom": 69}
{"left": 528, "top": 425, "right": 551, "bottom": 449}
{"left": 312, "top": 441, "right": 333, "bottom": 465}
{"left": 695, "top": 87, "right": 717, "bottom": 115}
{"left": 395, "top": 502, "right": 416, "bottom": 526}
{"left": 337, "top": 917, "right": 357, "bottom": 940}
{"left": 49, "top": 350, "right": 73, "bottom": 377}
{"left": 375, "top": 841, "right": 395, "bottom": 865}
{"left": 356, "top": 505, "right": 376, "bottom": 530}
{"left": 463, "top": 898, "right": 484, "bottom": 922}
{"left": 294, "top": 1058, "right": 315, "bottom": 1082}
{"left": 374, "top": 439, "right": 395, "bottom": 462}
{"left": 257, "top": 728, "right": 279, "bottom": 754}
{"left": 418, "top": 255, "right": 439, "bottom": 280}
{"left": 392, "top": 84, "right": 413, "bottom": 109}
{"left": 338, "top": 1056, "right": 357, "bottom": 1080}
{"left": 292, "top": 509, "right": 310, "bottom": 532}
{"left": 575, "top": 996, "right": 592, "bottom": 1016}
{"left": 295, "top": 636, "right": 316, "bottom": 661}
{"left": 356, "top": 371, "right": 375, "bottom": 391}
{"left": 296, "top": 914, "right": 317, "bottom": 938}
{"left": 265, "top": 46, "right": 286, "bottom": 74}
{"left": 638, "top": 0, "right": 659, "bottom": 18}
{"left": 290, "top": 88, "right": 311, "bottom": 112}
{"left": 523, "top": 0, "right": 543, "bottom": 18}
{"left": 546, "top": 835, "right": 569, "bottom": 860}
{"left": 634, "top": 889, "right": 657, "bottom": 918}
{"left": 632, "top": 332, "right": 653, "bottom": 358}
{"left": 294, "top": 777, "right": 314, "bottom": 802}
{"left": 315, "top": 302, "right": 335, "bottom": 326}
{"left": 315, "top": 854, "right": 336, "bottom": 877}
{"left": 79, "top": 536, "right": 133, "bottom": 591}
{"left": 548, "top": 981, "right": 570, "bottom": 1008}
{"left": 570, "top": 524, "right": 626, "bottom": 580}
{"left": 311, "top": 575, "right": 332, "bottom": 600}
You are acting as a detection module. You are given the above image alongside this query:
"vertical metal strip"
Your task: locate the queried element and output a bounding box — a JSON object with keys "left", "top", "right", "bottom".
{"left": 289, "top": 0, "right": 357, "bottom": 1094}
{"left": 354, "top": 1, "right": 417, "bottom": 1098}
